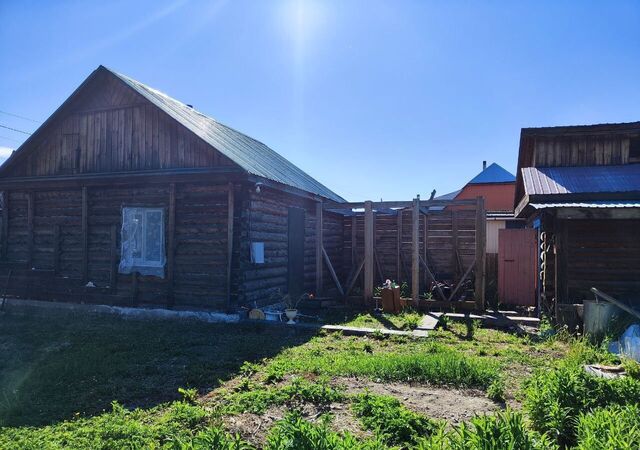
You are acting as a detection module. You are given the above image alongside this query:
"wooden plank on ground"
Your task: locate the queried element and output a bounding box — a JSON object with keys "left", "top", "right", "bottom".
{"left": 416, "top": 313, "right": 440, "bottom": 330}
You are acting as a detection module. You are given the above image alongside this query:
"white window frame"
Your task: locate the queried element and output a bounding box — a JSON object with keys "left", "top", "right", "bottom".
{"left": 118, "top": 206, "right": 166, "bottom": 278}
{"left": 134, "top": 208, "right": 164, "bottom": 267}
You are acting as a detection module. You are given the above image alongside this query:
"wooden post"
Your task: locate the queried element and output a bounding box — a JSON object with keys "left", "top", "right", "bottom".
{"left": 351, "top": 216, "right": 356, "bottom": 267}
{"left": 81, "top": 186, "right": 88, "bottom": 283}
{"left": 53, "top": 224, "right": 61, "bottom": 275}
{"left": 412, "top": 196, "right": 420, "bottom": 305}
{"left": 27, "top": 192, "right": 34, "bottom": 268}
{"left": 451, "top": 210, "right": 459, "bottom": 277}
{"left": 109, "top": 224, "right": 117, "bottom": 293}
{"left": 364, "top": 201, "right": 374, "bottom": 302}
{"left": 315, "top": 200, "right": 323, "bottom": 296}
{"left": 556, "top": 218, "right": 569, "bottom": 308}
{"left": 167, "top": 183, "right": 176, "bottom": 307}
{"left": 423, "top": 211, "right": 429, "bottom": 286}
{"left": 226, "top": 183, "right": 234, "bottom": 307}
{"left": 1, "top": 191, "right": 8, "bottom": 260}
{"left": 396, "top": 210, "right": 402, "bottom": 282}
{"left": 474, "top": 196, "right": 486, "bottom": 311}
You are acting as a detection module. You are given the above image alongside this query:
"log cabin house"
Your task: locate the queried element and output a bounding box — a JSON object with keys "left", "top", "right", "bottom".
{"left": 0, "top": 65, "right": 347, "bottom": 310}
{"left": 513, "top": 121, "right": 640, "bottom": 319}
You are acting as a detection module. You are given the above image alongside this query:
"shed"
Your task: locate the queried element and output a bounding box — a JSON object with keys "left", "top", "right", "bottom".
{"left": 0, "top": 65, "right": 346, "bottom": 310}
{"left": 514, "top": 121, "right": 640, "bottom": 318}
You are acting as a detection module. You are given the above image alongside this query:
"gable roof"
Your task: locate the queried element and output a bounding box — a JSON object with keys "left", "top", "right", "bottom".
{"left": 468, "top": 163, "right": 515, "bottom": 185}
{"left": 2, "top": 66, "right": 345, "bottom": 203}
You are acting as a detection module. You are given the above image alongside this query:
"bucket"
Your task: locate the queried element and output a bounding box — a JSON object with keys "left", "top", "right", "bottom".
{"left": 583, "top": 299, "right": 621, "bottom": 336}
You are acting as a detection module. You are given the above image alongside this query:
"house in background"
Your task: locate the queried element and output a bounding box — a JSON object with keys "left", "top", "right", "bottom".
{"left": 514, "top": 121, "right": 640, "bottom": 320}
{"left": 452, "top": 162, "right": 522, "bottom": 254}
{"left": 0, "top": 65, "right": 346, "bottom": 310}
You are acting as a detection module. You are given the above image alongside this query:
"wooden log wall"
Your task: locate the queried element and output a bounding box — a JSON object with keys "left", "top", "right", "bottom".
{"left": 342, "top": 208, "right": 478, "bottom": 294}
{"left": 563, "top": 219, "right": 640, "bottom": 302}
{"left": 1, "top": 181, "right": 235, "bottom": 309}
{"left": 238, "top": 188, "right": 343, "bottom": 306}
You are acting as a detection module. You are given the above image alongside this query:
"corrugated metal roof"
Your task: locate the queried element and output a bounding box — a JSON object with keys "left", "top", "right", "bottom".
{"left": 531, "top": 201, "right": 640, "bottom": 209}
{"left": 468, "top": 163, "right": 515, "bottom": 184}
{"left": 108, "top": 67, "right": 345, "bottom": 203}
{"left": 522, "top": 165, "right": 640, "bottom": 196}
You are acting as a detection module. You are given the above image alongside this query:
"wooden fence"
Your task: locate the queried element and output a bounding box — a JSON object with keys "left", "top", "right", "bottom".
{"left": 321, "top": 196, "right": 486, "bottom": 310}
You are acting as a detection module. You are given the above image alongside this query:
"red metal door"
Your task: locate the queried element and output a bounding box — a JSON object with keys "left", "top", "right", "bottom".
{"left": 498, "top": 228, "right": 537, "bottom": 307}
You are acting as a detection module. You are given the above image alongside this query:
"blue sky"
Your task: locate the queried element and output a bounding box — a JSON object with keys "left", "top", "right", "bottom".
{"left": 1, "top": 1, "right": 639, "bottom": 200}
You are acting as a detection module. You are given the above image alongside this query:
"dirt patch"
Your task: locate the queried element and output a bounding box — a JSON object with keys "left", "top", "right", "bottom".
{"left": 337, "top": 377, "right": 501, "bottom": 426}
{"left": 223, "top": 403, "right": 370, "bottom": 447}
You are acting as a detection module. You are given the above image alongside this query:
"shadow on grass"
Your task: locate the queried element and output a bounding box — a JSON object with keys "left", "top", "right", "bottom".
{"left": 0, "top": 311, "right": 316, "bottom": 428}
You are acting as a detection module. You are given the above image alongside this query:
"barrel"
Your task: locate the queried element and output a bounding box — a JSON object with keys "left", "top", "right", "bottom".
{"left": 583, "top": 299, "right": 621, "bottom": 336}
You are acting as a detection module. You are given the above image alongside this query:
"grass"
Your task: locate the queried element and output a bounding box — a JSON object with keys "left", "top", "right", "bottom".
{"left": 0, "top": 312, "right": 314, "bottom": 427}
{"left": 2, "top": 309, "right": 638, "bottom": 448}
{"left": 266, "top": 337, "right": 500, "bottom": 388}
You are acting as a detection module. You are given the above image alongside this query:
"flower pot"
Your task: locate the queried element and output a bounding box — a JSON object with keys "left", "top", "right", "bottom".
{"left": 392, "top": 287, "right": 402, "bottom": 313}
{"left": 381, "top": 288, "right": 395, "bottom": 312}
{"left": 285, "top": 308, "right": 298, "bottom": 324}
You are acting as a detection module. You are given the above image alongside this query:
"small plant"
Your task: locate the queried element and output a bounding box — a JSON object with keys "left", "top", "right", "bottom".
{"left": 371, "top": 329, "right": 386, "bottom": 341}
{"left": 352, "top": 392, "right": 440, "bottom": 447}
{"left": 264, "top": 366, "right": 286, "bottom": 384}
{"left": 400, "top": 281, "right": 410, "bottom": 298}
{"left": 283, "top": 293, "right": 309, "bottom": 310}
{"left": 438, "top": 314, "right": 451, "bottom": 330}
{"left": 486, "top": 377, "right": 505, "bottom": 403}
{"left": 178, "top": 387, "right": 198, "bottom": 404}
{"left": 622, "top": 358, "right": 640, "bottom": 380}
{"left": 239, "top": 361, "right": 261, "bottom": 378}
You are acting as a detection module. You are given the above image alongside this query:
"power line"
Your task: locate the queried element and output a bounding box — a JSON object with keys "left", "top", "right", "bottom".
{"left": 0, "top": 135, "right": 22, "bottom": 144}
{"left": 0, "top": 124, "right": 31, "bottom": 135}
{"left": 0, "top": 110, "right": 41, "bottom": 124}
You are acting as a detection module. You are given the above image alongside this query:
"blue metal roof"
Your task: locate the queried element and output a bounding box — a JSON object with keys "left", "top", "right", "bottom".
{"left": 468, "top": 163, "right": 516, "bottom": 184}
{"left": 108, "top": 68, "right": 346, "bottom": 203}
{"left": 522, "top": 165, "right": 640, "bottom": 196}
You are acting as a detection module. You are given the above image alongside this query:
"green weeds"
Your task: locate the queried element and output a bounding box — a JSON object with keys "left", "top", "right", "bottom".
{"left": 352, "top": 392, "right": 439, "bottom": 447}
{"left": 264, "top": 411, "right": 385, "bottom": 450}
{"left": 417, "top": 409, "right": 555, "bottom": 450}
{"left": 575, "top": 404, "right": 640, "bottom": 450}
{"left": 524, "top": 364, "right": 640, "bottom": 447}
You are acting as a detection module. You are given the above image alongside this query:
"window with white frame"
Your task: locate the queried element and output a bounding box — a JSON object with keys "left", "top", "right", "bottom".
{"left": 118, "top": 207, "right": 166, "bottom": 277}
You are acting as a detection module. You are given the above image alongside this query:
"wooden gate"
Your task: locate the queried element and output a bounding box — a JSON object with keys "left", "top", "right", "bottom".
{"left": 498, "top": 228, "right": 537, "bottom": 307}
